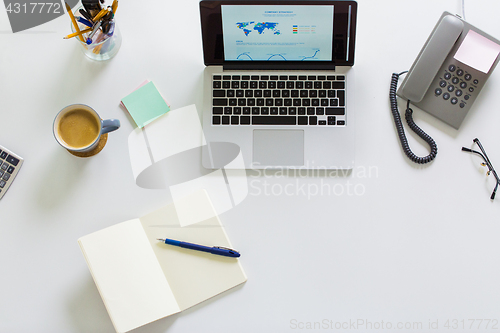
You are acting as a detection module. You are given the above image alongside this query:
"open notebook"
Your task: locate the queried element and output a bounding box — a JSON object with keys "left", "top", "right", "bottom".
{"left": 78, "top": 190, "right": 247, "bottom": 333}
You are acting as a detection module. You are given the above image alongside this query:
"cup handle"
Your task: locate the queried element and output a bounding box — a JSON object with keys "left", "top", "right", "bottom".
{"left": 101, "top": 119, "right": 121, "bottom": 134}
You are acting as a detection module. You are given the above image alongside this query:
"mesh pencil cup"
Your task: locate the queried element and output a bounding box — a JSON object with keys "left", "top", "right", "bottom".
{"left": 70, "top": 6, "right": 122, "bottom": 61}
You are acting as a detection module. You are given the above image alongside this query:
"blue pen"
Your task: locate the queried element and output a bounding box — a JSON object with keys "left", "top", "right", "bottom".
{"left": 157, "top": 238, "right": 240, "bottom": 258}
{"left": 86, "top": 20, "right": 102, "bottom": 44}
{"left": 76, "top": 16, "right": 93, "bottom": 28}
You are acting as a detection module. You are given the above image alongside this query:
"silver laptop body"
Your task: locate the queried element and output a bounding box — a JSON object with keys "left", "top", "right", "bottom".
{"left": 200, "top": 0, "right": 358, "bottom": 170}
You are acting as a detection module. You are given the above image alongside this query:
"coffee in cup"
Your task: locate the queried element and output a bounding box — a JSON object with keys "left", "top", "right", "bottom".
{"left": 53, "top": 104, "right": 120, "bottom": 153}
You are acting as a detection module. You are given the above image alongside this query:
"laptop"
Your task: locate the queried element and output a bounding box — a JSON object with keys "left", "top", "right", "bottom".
{"left": 200, "top": 0, "right": 357, "bottom": 170}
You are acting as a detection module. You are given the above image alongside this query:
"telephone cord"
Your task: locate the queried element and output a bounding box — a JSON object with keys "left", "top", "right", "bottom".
{"left": 389, "top": 72, "right": 438, "bottom": 164}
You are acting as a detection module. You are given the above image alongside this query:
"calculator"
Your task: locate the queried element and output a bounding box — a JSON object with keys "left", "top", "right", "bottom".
{"left": 0, "top": 145, "right": 23, "bottom": 200}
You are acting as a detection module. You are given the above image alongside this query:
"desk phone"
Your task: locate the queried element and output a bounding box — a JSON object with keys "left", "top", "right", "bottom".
{"left": 397, "top": 12, "right": 500, "bottom": 130}
{"left": 390, "top": 12, "right": 500, "bottom": 164}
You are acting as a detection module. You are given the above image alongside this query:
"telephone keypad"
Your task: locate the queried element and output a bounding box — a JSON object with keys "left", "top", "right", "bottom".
{"left": 435, "top": 64, "right": 479, "bottom": 109}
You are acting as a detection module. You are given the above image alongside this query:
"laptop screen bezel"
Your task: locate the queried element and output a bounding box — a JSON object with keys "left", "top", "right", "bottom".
{"left": 200, "top": 0, "right": 357, "bottom": 70}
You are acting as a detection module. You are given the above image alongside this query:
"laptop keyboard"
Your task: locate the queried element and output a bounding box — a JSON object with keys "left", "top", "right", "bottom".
{"left": 212, "top": 74, "right": 346, "bottom": 126}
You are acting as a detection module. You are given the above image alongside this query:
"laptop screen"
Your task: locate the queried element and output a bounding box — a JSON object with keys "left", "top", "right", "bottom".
{"left": 221, "top": 5, "right": 334, "bottom": 61}
{"left": 200, "top": 1, "right": 357, "bottom": 69}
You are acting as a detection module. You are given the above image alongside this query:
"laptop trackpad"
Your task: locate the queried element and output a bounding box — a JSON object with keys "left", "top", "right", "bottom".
{"left": 253, "top": 129, "right": 304, "bottom": 166}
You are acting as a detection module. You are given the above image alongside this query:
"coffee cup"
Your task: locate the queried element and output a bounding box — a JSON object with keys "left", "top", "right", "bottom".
{"left": 53, "top": 104, "right": 120, "bottom": 153}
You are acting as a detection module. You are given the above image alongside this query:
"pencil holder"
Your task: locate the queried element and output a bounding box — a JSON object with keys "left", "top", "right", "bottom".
{"left": 70, "top": 6, "right": 122, "bottom": 61}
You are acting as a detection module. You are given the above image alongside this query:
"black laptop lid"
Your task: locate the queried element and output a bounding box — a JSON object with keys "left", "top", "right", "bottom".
{"left": 200, "top": 0, "right": 357, "bottom": 70}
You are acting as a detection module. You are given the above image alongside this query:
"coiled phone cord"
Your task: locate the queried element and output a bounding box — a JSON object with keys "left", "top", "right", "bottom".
{"left": 389, "top": 72, "right": 438, "bottom": 164}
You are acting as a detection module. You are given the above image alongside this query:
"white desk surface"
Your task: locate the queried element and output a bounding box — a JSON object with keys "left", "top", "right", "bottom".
{"left": 1, "top": 0, "right": 500, "bottom": 332}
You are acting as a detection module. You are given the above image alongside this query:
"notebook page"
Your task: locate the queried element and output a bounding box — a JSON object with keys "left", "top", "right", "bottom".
{"left": 78, "top": 219, "right": 181, "bottom": 333}
{"left": 140, "top": 190, "right": 247, "bottom": 311}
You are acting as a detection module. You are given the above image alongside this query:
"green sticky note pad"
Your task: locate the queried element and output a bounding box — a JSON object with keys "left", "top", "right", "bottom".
{"left": 121, "top": 81, "right": 170, "bottom": 128}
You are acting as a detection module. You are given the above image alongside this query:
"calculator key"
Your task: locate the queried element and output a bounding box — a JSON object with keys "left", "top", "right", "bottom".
{"left": 0, "top": 151, "right": 7, "bottom": 159}
{"left": 1, "top": 163, "right": 7, "bottom": 171}
{"left": 0, "top": 180, "right": 5, "bottom": 188}
{"left": 7, "top": 166, "right": 14, "bottom": 174}
{"left": 2, "top": 173, "right": 10, "bottom": 181}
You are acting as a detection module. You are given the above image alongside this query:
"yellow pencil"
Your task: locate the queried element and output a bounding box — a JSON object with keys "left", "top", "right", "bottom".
{"left": 63, "top": 27, "right": 92, "bottom": 39}
{"left": 65, "top": 2, "right": 85, "bottom": 43}
{"left": 111, "top": 0, "right": 118, "bottom": 14}
{"left": 93, "top": 7, "right": 110, "bottom": 22}
{"left": 93, "top": 44, "right": 104, "bottom": 54}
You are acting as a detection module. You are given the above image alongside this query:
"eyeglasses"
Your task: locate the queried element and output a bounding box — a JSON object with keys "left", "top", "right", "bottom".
{"left": 462, "top": 138, "right": 500, "bottom": 200}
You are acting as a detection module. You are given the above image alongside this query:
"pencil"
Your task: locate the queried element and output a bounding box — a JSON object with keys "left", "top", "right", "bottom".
{"left": 111, "top": 0, "right": 118, "bottom": 14}
{"left": 65, "top": 2, "right": 85, "bottom": 43}
{"left": 93, "top": 7, "right": 109, "bottom": 22}
{"left": 63, "top": 27, "right": 92, "bottom": 39}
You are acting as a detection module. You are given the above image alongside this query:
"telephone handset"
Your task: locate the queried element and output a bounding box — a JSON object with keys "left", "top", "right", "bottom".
{"left": 390, "top": 12, "right": 500, "bottom": 164}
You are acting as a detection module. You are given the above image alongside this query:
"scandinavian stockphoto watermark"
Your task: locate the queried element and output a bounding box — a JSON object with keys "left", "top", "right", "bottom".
{"left": 249, "top": 164, "right": 379, "bottom": 199}
{"left": 290, "top": 318, "right": 500, "bottom": 330}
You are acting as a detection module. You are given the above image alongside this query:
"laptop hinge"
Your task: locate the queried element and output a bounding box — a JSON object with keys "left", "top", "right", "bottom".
{"left": 223, "top": 62, "right": 336, "bottom": 71}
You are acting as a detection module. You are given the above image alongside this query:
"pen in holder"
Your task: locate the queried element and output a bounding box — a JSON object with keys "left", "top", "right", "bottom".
{"left": 67, "top": 4, "right": 122, "bottom": 61}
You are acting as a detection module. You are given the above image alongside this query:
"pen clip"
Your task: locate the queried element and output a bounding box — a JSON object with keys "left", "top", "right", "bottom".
{"left": 214, "top": 246, "right": 239, "bottom": 254}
